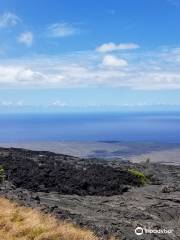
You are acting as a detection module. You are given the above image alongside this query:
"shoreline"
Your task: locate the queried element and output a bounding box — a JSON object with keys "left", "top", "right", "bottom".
{"left": 0, "top": 141, "right": 180, "bottom": 165}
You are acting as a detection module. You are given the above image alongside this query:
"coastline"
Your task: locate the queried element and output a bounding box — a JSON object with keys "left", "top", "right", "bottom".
{"left": 0, "top": 141, "right": 180, "bottom": 165}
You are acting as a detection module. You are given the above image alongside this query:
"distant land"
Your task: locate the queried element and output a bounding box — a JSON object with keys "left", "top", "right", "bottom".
{"left": 1, "top": 141, "right": 180, "bottom": 165}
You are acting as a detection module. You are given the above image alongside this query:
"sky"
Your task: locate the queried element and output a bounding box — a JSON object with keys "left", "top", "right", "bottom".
{"left": 0, "top": 0, "right": 180, "bottom": 112}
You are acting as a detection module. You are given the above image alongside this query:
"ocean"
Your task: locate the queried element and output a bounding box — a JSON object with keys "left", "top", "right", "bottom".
{"left": 0, "top": 112, "right": 180, "bottom": 143}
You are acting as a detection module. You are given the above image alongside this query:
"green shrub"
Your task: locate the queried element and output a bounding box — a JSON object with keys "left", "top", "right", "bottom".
{"left": 0, "top": 165, "right": 5, "bottom": 183}
{"left": 128, "top": 168, "right": 148, "bottom": 185}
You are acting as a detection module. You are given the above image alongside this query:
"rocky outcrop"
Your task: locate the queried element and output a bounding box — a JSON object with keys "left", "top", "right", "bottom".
{"left": 0, "top": 147, "right": 141, "bottom": 196}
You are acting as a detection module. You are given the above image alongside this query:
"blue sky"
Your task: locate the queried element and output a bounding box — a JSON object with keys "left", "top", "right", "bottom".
{"left": 0, "top": 0, "right": 180, "bottom": 112}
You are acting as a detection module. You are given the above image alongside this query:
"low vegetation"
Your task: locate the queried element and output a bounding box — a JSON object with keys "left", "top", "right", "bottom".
{"left": 0, "top": 197, "right": 99, "bottom": 240}
{"left": 128, "top": 168, "right": 148, "bottom": 185}
{"left": 0, "top": 165, "right": 4, "bottom": 183}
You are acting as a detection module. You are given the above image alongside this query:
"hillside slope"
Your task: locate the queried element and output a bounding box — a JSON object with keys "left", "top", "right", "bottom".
{"left": 0, "top": 197, "right": 99, "bottom": 240}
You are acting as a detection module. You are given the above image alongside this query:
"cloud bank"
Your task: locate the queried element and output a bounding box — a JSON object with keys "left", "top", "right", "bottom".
{"left": 0, "top": 43, "right": 180, "bottom": 90}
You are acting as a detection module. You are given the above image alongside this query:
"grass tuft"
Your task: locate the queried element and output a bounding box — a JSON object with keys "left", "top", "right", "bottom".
{"left": 0, "top": 165, "right": 5, "bottom": 183}
{"left": 128, "top": 168, "right": 148, "bottom": 185}
{"left": 0, "top": 197, "right": 100, "bottom": 240}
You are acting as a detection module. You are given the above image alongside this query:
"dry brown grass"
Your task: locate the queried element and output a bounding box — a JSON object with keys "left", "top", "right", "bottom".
{"left": 0, "top": 197, "right": 99, "bottom": 240}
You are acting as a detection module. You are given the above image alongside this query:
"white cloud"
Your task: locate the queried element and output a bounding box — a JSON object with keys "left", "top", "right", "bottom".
{"left": 47, "top": 23, "right": 78, "bottom": 38}
{"left": 49, "top": 100, "right": 67, "bottom": 107}
{"left": 0, "top": 100, "right": 24, "bottom": 107}
{"left": 0, "top": 12, "right": 20, "bottom": 28}
{"left": 0, "top": 45, "right": 180, "bottom": 90}
{"left": 0, "top": 65, "right": 45, "bottom": 86}
{"left": 96, "top": 42, "right": 139, "bottom": 53}
{"left": 0, "top": 101, "right": 13, "bottom": 106}
{"left": 102, "top": 55, "right": 128, "bottom": 67}
{"left": 18, "top": 32, "right": 34, "bottom": 47}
